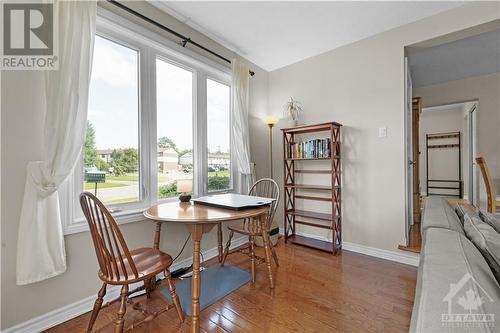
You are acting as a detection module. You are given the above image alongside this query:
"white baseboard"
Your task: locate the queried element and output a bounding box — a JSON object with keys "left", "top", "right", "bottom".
{"left": 1, "top": 236, "right": 249, "bottom": 333}
{"left": 279, "top": 228, "right": 420, "bottom": 267}
{"left": 342, "top": 242, "right": 419, "bottom": 267}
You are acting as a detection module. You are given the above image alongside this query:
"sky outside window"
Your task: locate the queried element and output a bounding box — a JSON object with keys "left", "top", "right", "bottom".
{"left": 86, "top": 35, "right": 140, "bottom": 205}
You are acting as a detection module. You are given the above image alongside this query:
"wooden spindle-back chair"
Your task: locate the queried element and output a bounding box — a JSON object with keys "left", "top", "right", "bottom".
{"left": 476, "top": 157, "right": 500, "bottom": 213}
{"left": 80, "top": 192, "right": 184, "bottom": 333}
{"left": 221, "top": 178, "right": 280, "bottom": 286}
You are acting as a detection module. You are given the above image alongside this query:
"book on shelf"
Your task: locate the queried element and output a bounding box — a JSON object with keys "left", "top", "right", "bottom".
{"left": 287, "top": 138, "right": 331, "bottom": 159}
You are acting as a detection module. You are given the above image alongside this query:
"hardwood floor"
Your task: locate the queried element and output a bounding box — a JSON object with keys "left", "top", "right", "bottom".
{"left": 45, "top": 240, "right": 417, "bottom": 333}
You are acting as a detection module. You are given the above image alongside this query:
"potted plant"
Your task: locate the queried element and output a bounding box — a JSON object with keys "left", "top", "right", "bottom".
{"left": 284, "top": 97, "right": 303, "bottom": 126}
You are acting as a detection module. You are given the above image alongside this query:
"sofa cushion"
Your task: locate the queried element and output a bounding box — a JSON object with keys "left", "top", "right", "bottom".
{"left": 421, "top": 197, "right": 464, "bottom": 235}
{"left": 455, "top": 204, "right": 466, "bottom": 222}
{"left": 479, "top": 209, "right": 500, "bottom": 234}
{"left": 410, "top": 228, "right": 500, "bottom": 333}
{"left": 464, "top": 214, "right": 500, "bottom": 283}
{"left": 455, "top": 203, "right": 479, "bottom": 223}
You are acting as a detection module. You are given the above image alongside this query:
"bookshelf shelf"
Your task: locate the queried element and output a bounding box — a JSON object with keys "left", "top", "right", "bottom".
{"left": 294, "top": 169, "right": 332, "bottom": 174}
{"left": 286, "top": 209, "right": 336, "bottom": 221}
{"left": 295, "top": 195, "right": 332, "bottom": 202}
{"left": 282, "top": 121, "right": 342, "bottom": 254}
{"left": 287, "top": 157, "right": 339, "bottom": 161}
{"left": 289, "top": 235, "right": 333, "bottom": 252}
{"left": 284, "top": 184, "right": 337, "bottom": 190}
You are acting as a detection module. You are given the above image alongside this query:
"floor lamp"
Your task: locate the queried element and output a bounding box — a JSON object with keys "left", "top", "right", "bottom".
{"left": 262, "top": 116, "right": 280, "bottom": 178}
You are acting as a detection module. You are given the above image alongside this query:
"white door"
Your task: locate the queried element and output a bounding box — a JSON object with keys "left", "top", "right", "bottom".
{"left": 405, "top": 57, "right": 414, "bottom": 240}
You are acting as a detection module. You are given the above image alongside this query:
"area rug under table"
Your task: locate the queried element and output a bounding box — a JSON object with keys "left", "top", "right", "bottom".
{"left": 160, "top": 265, "right": 251, "bottom": 316}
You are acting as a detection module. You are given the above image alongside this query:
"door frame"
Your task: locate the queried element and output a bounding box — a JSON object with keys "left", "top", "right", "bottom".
{"left": 404, "top": 57, "right": 413, "bottom": 244}
{"left": 412, "top": 97, "right": 422, "bottom": 225}
{"left": 467, "top": 102, "right": 479, "bottom": 205}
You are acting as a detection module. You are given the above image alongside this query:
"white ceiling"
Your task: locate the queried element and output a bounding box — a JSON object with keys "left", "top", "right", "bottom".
{"left": 151, "top": 1, "right": 464, "bottom": 71}
{"left": 408, "top": 28, "right": 500, "bottom": 87}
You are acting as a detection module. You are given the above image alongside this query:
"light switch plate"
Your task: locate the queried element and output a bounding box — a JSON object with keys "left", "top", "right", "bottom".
{"left": 378, "top": 127, "right": 387, "bottom": 138}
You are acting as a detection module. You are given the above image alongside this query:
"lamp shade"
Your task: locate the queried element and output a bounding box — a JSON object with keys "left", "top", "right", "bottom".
{"left": 262, "top": 115, "right": 280, "bottom": 126}
{"left": 177, "top": 179, "right": 192, "bottom": 193}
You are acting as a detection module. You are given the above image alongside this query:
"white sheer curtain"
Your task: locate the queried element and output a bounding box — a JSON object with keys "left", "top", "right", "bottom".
{"left": 231, "top": 58, "right": 252, "bottom": 194}
{"left": 16, "top": 0, "right": 97, "bottom": 285}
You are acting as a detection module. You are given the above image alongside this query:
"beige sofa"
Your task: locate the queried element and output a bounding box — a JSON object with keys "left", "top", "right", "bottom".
{"left": 410, "top": 197, "right": 500, "bottom": 333}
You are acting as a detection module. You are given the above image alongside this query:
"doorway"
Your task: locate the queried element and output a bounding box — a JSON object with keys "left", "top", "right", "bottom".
{"left": 419, "top": 101, "right": 478, "bottom": 203}
{"left": 400, "top": 58, "right": 422, "bottom": 253}
{"left": 401, "top": 99, "right": 479, "bottom": 252}
{"left": 402, "top": 20, "right": 500, "bottom": 251}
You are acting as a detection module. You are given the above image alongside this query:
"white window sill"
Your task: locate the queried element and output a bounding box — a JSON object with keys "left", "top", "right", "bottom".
{"left": 64, "top": 209, "right": 148, "bottom": 235}
{"left": 65, "top": 192, "right": 237, "bottom": 235}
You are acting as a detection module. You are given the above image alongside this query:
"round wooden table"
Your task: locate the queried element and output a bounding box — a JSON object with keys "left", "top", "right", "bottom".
{"left": 144, "top": 201, "right": 270, "bottom": 333}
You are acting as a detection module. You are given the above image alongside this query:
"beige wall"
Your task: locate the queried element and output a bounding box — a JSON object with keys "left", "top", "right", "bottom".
{"left": 252, "top": 3, "right": 500, "bottom": 249}
{"left": 414, "top": 72, "right": 500, "bottom": 180}
{"left": 0, "top": 1, "right": 268, "bottom": 330}
{"left": 418, "top": 107, "right": 468, "bottom": 197}
{"left": 3, "top": 1, "right": 500, "bottom": 330}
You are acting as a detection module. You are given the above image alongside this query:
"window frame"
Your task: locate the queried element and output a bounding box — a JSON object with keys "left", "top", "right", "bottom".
{"left": 153, "top": 54, "right": 197, "bottom": 202}
{"left": 62, "top": 7, "right": 232, "bottom": 235}
{"left": 206, "top": 75, "right": 234, "bottom": 193}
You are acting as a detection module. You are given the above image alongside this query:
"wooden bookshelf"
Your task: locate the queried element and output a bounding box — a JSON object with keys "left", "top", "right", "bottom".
{"left": 282, "top": 122, "right": 342, "bottom": 254}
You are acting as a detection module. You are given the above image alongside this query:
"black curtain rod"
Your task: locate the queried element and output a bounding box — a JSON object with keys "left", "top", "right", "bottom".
{"left": 106, "top": 0, "right": 255, "bottom": 76}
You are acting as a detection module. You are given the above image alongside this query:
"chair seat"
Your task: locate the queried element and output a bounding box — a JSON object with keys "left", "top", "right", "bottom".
{"left": 228, "top": 221, "right": 265, "bottom": 236}
{"left": 99, "top": 248, "right": 173, "bottom": 285}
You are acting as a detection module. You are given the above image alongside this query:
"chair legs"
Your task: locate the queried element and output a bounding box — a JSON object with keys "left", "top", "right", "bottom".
{"left": 221, "top": 230, "right": 234, "bottom": 266}
{"left": 222, "top": 229, "right": 279, "bottom": 287}
{"left": 271, "top": 242, "right": 280, "bottom": 267}
{"left": 164, "top": 269, "right": 184, "bottom": 322}
{"left": 261, "top": 231, "right": 275, "bottom": 289}
{"left": 144, "top": 279, "right": 152, "bottom": 299}
{"left": 249, "top": 236, "right": 256, "bottom": 282}
{"left": 88, "top": 270, "right": 183, "bottom": 333}
{"left": 87, "top": 283, "right": 107, "bottom": 333}
{"left": 114, "top": 285, "right": 128, "bottom": 333}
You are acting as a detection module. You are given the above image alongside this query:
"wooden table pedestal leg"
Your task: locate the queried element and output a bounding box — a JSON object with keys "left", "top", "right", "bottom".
{"left": 260, "top": 216, "right": 275, "bottom": 289}
{"left": 186, "top": 223, "right": 215, "bottom": 333}
{"left": 150, "top": 222, "right": 162, "bottom": 291}
{"left": 153, "top": 222, "right": 162, "bottom": 249}
{"left": 217, "top": 224, "right": 223, "bottom": 262}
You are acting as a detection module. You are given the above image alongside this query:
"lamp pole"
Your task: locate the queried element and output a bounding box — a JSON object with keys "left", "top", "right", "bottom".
{"left": 262, "top": 116, "right": 279, "bottom": 179}
{"left": 268, "top": 123, "right": 274, "bottom": 179}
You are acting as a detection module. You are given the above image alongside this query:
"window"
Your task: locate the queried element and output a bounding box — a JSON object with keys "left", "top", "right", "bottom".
{"left": 207, "top": 78, "right": 231, "bottom": 192}
{"left": 156, "top": 58, "right": 194, "bottom": 198}
{"left": 84, "top": 35, "right": 140, "bottom": 206}
{"left": 64, "top": 11, "right": 232, "bottom": 234}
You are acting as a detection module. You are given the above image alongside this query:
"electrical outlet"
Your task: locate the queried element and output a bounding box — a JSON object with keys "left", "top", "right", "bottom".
{"left": 378, "top": 127, "right": 387, "bottom": 138}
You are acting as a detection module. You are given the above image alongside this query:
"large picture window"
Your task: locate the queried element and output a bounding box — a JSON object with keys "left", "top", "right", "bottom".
{"left": 65, "top": 11, "right": 232, "bottom": 234}
{"left": 85, "top": 35, "right": 140, "bottom": 205}
{"left": 207, "top": 78, "right": 231, "bottom": 192}
{"left": 156, "top": 58, "right": 194, "bottom": 199}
